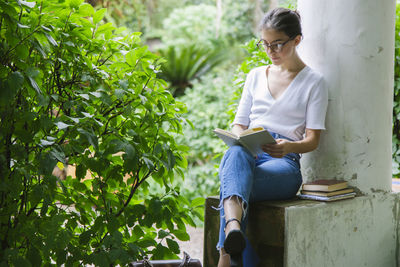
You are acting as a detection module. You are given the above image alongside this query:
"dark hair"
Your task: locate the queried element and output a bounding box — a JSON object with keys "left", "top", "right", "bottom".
{"left": 259, "top": 8, "right": 302, "bottom": 38}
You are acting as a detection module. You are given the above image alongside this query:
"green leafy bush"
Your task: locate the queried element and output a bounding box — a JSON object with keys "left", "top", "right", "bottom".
{"left": 0, "top": 0, "right": 200, "bottom": 265}
{"left": 393, "top": 3, "right": 400, "bottom": 177}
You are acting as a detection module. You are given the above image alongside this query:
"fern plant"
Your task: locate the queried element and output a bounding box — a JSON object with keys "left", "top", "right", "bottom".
{"left": 157, "top": 44, "right": 226, "bottom": 97}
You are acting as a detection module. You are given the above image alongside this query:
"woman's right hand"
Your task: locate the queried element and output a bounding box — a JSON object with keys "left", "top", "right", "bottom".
{"left": 231, "top": 124, "right": 247, "bottom": 136}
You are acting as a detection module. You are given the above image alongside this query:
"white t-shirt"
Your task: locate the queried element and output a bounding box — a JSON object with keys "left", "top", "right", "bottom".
{"left": 233, "top": 65, "right": 328, "bottom": 141}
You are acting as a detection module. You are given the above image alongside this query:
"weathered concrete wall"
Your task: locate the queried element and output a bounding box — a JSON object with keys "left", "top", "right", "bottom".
{"left": 285, "top": 193, "right": 400, "bottom": 266}
{"left": 282, "top": 1, "right": 399, "bottom": 265}
{"left": 297, "top": 0, "right": 396, "bottom": 193}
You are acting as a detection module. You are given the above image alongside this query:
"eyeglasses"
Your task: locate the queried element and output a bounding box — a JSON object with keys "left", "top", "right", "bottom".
{"left": 257, "top": 37, "right": 294, "bottom": 53}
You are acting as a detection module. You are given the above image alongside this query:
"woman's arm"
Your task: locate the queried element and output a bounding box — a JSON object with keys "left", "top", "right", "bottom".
{"left": 262, "top": 128, "right": 321, "bottom": 158}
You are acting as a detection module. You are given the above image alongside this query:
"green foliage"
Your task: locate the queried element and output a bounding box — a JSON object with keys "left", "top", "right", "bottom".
{"left": 221, "top": 0, "right": 260, "bottom": 43}
{"left": 96, "top": 0, "right": 215, "bottom": 38}
{"left": 227, "top": 39, "right": 271, "bottom": 121}
{"left": 0, "top": 0, "right": 200, "bottom": 265}
{"left": 176, "top": 71, "right": 236, "bottom": 207}
{"left": 393, "top": 3, "right": 400, "bottom": 176}
{"left": 157, "top": 44, "right": 226, "bottom": 97}
{"left": 175, "top": 41, "right": 271, "bottom": 203}
{"left": 177, "top": 71, "right": 236, "bottom": 159}
{"left": 160, "top": 4, "right": 223, "bottom": 48}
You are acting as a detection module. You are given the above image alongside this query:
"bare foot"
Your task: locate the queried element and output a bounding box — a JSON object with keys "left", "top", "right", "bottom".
{"left": 218, "top": 248, "right": 231, "bottom": 267}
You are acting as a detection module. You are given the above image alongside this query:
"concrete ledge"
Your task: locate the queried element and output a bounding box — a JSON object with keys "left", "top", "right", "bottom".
{"left": 204, "top": 193, "right": 400, "bottom": 267}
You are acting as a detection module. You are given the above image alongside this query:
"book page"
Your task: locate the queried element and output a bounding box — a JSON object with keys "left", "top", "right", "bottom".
{"left": 213, "top": 129, "right": 240, "bottom": 148}
{"left": 238, "top": 130, "right": 276, "bottom": 155}
{"left": 239, "top": 127, "right": 264, "bottom": 137}
{"left": 214, "top": 128, "right": 238, "bottom": 139}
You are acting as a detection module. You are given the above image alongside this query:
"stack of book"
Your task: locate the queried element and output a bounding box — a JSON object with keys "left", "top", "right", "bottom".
{"left": 298, "top": 179, "right": 356, "bottom": 202}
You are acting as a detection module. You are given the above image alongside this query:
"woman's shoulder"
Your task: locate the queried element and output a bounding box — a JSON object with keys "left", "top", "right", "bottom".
{"left": 303, "top": 65, "right": 323, "bottom": 82}
{"left": 248, "top": 65, "right": 268, "bottom": 76}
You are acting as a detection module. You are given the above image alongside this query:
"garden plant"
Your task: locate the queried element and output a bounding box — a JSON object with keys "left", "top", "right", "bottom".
{"left": 0, "top": 0, "right": 202, "bottom": 265}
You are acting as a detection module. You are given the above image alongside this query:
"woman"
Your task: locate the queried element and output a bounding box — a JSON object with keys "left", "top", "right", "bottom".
{"left": 217, "top": 7, "right": 328, "bottom": 267}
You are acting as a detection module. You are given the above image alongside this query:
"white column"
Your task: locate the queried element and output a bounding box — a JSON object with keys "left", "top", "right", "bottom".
{"left": 297, "top": 0, "right": 396, "bottom": 193}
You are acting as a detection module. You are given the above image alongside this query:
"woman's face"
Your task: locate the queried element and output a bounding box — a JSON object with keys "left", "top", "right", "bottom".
{"left": 260, "top": 29, "right": 299, "bottom": 65}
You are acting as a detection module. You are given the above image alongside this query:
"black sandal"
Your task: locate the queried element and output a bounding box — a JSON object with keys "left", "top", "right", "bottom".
{"left": 223, "top": 218, "right": 246, "bottom": 267}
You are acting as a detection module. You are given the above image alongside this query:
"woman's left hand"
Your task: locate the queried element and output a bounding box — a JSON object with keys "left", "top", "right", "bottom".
{"left": 261, "top": 139, "right": 292, "bottom": 158}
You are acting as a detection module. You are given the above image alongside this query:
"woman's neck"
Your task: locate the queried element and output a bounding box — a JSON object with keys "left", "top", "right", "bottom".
{"left": 273, "top": 52, "right": 306, "bottom": 73}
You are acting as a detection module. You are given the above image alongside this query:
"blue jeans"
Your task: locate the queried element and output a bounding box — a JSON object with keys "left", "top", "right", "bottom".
{"left": 217, "top": 133, "right": 302, "bottom": 263}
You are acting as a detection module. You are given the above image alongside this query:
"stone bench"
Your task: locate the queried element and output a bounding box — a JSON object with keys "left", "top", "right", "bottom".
{"left": 203, "top": 193, "right": 399, "bottom": 267}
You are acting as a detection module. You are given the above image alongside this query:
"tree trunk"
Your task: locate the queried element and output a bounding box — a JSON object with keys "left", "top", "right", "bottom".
{"left": 216, "top": 0, "right": 222, "bottom": 38}
{"left": 253, "top": 0, "right": 264, "bottom": 33}
{"left": 268, "top": 0, "right": 278, "bottom": 11}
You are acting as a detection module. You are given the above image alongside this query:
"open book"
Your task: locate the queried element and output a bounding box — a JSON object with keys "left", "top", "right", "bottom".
{"left": 213, "top": 127, "right": 276, "bottom": 157}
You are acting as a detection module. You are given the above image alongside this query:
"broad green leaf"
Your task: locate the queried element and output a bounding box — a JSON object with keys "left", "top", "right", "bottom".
{"left": 191, "top": 197, "right": 205, "bottom": 207}
{"left": 79, "top": 3, "right": 94, "bottom": 16}
{"left": 79, "top": 230, "right": 92, "bottom": 244}
{"left": 89, "top": 91, "right": 101, "bottom": 98}
{"left": 41, "top": 25, "right": 51, "bottom": 32}
{"left": 93, "top": 8, "right": 107, "bottom": 24}
{"left": 81, "top": 112, "right": 93, "bottom": 118}
{"left": 133, "top": 225, "right": 145, "bottom": 239}
{"left": 5, "top": 72, "right": 24, "bottom": 100}
{"left": 17, "top": 0, "right": 36, "bottom": 9}
{"left": 56, "top": 121, "right": 72, "bottom": 130}
{"left": 76, "top": 164, "right": 87, "bottom": 180}
{"left": 12, "top": 256, "right": 32, "bottom": 267}
{"left": 96, "top": 22, "right": 114, "bottom": 37}
{"left": 28, "top": 77, "right": 41, "bottom": 94}
{"left": 77, "top": 128, "right": 98, "bottom": 149}
{"left": 142, "top": 156, "right": 154, "bottom": 170}
{"left": 171, "top": 230, "right": 190, "bottom": 242}
{"left": 17, "top": 23, "right": 30, "bottom": 29}
{"left": 158, "top": 230, "right": 170, "bottom": 239}
{"left": 93, "top": 252, "right": 110, "bottom": 267}
{"left": 56, "top": 248, "right": 67, "bottom": 265}
{"left": 45, "top": 33, "right": 58, "bottom": 46}
{"left": 26, "top": 66, "right": 40, "bottom": 78}
{"left": 148, "top": 198, "right": 161, "bottom": 215}
{"left": 166, "top": 238, "right": 180, "bottom": 254}
{"left": 15, "top": 44, "right": 29, "bottom": 60}
{"left": 67, "top": 0, "right": 83, "bottom": 9}
{"left": 66, "top": 116, "right": 80, "bottom": 124}
{"left": 40, "top": 139, "right": 54, "bottom": 146}
{"left": 125, "top": 50, "right": 137, "bottom": 66}
{"left": 50, "top": 148, "right": 66, "bottom": 164}
{"left": 137, "top": 238, "right": 156, "bottom": 248}
{"left": 108, "top": 217, "right": 119, "bottom": 233}
{"left": 80, "top": 93, "right": 90, "bottom": 100}
{"left": 27, "top": 246, "right": 42, "bottom": 267}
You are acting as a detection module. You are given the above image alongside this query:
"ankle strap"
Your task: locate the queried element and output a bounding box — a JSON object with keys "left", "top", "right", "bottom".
{"left": 224, "top": 218, "right": 241, "bottom": 231}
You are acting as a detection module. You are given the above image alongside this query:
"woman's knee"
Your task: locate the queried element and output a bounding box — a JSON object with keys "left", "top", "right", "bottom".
{"left": 225, "top": 145, "right": 252, "bottom": 160}
{"left": 227, "top": 145, "right": 246, "bottom": 154}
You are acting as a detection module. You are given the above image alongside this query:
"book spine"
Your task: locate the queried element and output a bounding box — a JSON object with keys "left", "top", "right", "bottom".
{"left": 298, "top": 192, "right": 356, "bottom": 201}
